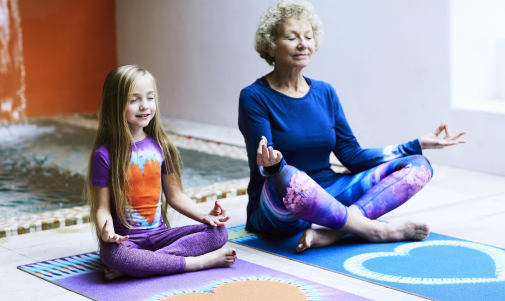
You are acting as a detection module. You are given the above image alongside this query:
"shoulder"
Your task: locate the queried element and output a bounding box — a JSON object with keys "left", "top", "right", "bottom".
{"left": 139, "top": 136, "right": 164, "bottom": 157}
{"left": 91, "top": 144, "right": 111, "bottom": 172}
{"left": 308, "top": 78, "right": 337, "bottom": 95}
{"left": 307, "top": 78, "right": 340, "bottom": 106}
{"left": 239, "top": 79, "right": 270, "bottom": 110}
{"left": 240, "top": 79, "right": 265, "bottom": 99}
{"left": 145, "top": 136, "right": 162, "bottom": 150}
{"left": 145, "top": 136, "right": 167, "bottom": 160}
{"left": 94, "top": 144, "right": 110, "bottom": 161}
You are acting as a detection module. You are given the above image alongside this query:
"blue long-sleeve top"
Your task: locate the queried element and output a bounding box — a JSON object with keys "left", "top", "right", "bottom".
{"left": 238, "top": 77, "right": 422, "bottom": 231}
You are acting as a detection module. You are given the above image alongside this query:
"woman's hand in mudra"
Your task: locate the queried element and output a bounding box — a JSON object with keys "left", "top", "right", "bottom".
{"left": 419, "top": 123, "right": 466, "bottom": 150}
{"left": 257, "top": 136, "right": 283, "bottom": 167}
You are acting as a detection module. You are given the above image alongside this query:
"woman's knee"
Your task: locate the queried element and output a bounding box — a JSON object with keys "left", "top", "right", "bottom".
{"left": 395, "top": 155, "right": 433, "bottom": 179}
{"left": 394, "top": 155, "right": 433, "bottom": 190}
{"left": 272, "top": 164, "right": 302, "bottom": 198}
{"left": 408, "top": 155, "right": 433, "bottom": 179}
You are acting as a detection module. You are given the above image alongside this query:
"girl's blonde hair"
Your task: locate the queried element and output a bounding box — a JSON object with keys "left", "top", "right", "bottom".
{"left": 84, "top": 64, "right": 182, "bottom": 248}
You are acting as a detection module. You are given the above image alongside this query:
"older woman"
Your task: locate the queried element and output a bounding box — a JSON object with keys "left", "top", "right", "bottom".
{"left": 238, "top": 1, "right": 465, "bottom": 253}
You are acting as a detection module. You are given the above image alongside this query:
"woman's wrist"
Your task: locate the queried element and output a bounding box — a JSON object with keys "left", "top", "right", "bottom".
{"left": 264, "top": 161, "right": 282, "bottom": 174}
{"left": 418, "top": 138, "right": 426, "bottom": 150}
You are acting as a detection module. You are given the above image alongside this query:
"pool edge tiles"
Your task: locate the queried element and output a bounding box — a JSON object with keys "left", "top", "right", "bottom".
{"left": 0, "top": 178, "right": 250, "bottom": 238}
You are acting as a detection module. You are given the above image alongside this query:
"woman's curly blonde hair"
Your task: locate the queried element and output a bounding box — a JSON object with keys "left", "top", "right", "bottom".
{"left": 255, "top": 0, "right": 324, "bottom": 66}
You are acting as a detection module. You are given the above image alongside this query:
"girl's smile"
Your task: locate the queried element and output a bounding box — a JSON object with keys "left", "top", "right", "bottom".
{"left": 135, "top": 113, "right": 150, "bottom": 119}
{"left": 126, "top": 75, "right": 156, "bottom": 141}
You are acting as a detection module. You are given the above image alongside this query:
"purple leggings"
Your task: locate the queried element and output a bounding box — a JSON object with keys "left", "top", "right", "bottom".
{"left": 100, "top": 224, "right": 228, "bottom": 277}
{"left": 251, "top": 155, "right": 433, "bottom": 235}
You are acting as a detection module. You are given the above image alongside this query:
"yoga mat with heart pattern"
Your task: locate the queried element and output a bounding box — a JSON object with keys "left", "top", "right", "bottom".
{"left": 228, "top": 225, "right": 505, "bottom": 301}
{"left": 17, "top": 252, "right": 367, "bottom": 301}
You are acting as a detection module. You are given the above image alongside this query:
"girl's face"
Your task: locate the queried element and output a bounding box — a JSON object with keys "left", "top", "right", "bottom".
{"left": 126, "top": 75, "right": 156, "bottom": 133}
{"left": 270, "top": 17, "right": 315, "bottom": 69}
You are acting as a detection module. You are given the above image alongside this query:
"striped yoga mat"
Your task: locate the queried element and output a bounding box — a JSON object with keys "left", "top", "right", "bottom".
{"left": 18, "top": 251, "right": 367, "bottom": 301}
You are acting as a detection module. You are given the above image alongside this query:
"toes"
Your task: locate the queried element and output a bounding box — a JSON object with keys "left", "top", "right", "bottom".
{"left": 413, "top": 230, "right": 429, "bottom": 240}
{"left": 414, "top": 222, "right": 430, "bottom": 232}
{"left": 224, "top": 259, "right": 235, "bottom": 266}
{"left": 295, "top": 243, "right": 307, "bottom": 253}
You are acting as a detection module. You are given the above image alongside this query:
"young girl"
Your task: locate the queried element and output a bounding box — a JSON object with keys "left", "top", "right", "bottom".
{"left": 85, "top": 65, "right": 236, "bottom": 280}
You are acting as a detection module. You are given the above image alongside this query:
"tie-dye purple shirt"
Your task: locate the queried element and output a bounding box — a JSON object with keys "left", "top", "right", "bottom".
{"left": 91, "top": 136, "right": 169, "bottom": 233}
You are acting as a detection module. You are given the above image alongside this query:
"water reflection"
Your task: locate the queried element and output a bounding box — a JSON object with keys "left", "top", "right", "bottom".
{"left": 0, "top": 120, "right": 249, "bottom": 218}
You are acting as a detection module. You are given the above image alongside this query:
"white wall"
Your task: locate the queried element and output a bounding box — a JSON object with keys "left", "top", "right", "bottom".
{"left": 116, "top": 0, "right": 272, "bottom": 127}
{"left": 450, "top": 0, "right": 505, "bottom": 102}
{"left": 116, "top": 0, "right": 505, "bottom": 176}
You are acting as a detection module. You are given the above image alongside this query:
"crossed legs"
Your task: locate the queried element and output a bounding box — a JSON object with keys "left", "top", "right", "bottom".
{"left": 100, "top": 224, "right": 235, "bottom": 279}
{"left": 253, "top": 155, "right": 433, "bottom": 252}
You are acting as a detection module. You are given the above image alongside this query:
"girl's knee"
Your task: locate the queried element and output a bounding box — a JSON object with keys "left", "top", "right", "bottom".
{"left": 205, "top": 225, "right": 228, "bottom": 246}
{"left": 217, "top": 225, "right": 228, "bottom": 245}
{"left": 99, "top": 243, "right": 118, "bottom": 267}
{"left": 99, "top": 242, "right": 129, "bottom": 268}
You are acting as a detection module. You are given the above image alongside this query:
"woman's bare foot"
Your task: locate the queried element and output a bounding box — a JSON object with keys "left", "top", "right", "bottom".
{"left": 104, "top": 266, "right": 125, "bottom": 280}
{"left": 295, "top": 228, "right": 347, "bottom": 253}
{"left": 295, "top": 205, "right": 367, "bottom": 253}
{"left": 341, "top": 204, "right": 430, "bottom": 243}
{"left": 184, "top": 248, "right": 236, "bottom": 272}
{"left": 386, "top": 220, "right": 430, "bottom": 241}
{"left": 364, "top": 219, "right": 430, "bottom": 242}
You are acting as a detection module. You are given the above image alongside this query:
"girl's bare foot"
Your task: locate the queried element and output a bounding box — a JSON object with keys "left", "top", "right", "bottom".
{"left": 104, "top": 266, "right": 125, "bottom": 280}
{"left": 295, "top": 228, "right": 347, "bottom": 253}
{"left": 184, "top": 248, "right": 236, "bottom": 272}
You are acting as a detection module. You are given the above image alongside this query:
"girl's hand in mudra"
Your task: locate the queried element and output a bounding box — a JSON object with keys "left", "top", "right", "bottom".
{"left": 101, "top": 220, "right": 129, "bottom": 244}
{"left": 419, "top": 123, "right": 466, "bottom": 150}
{"left": 203, "top": 201, "right": 230, "bottom": 227}
{"left": 257, "top": 136, "right": 282, "bottom": 167}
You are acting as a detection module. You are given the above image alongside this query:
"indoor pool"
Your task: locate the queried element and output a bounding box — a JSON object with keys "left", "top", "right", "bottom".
{"left": 0, "top": 120, "right": 249, "bottom": 219}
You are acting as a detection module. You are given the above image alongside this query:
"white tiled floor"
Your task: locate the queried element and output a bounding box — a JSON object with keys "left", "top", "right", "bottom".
{"left": 2, "top": 119, "right": 505, "bottom": 300}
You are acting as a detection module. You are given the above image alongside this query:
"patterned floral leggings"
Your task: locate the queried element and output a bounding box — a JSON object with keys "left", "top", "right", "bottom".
{"left": 250, "top": 155, "right": 433, "bottom": 235}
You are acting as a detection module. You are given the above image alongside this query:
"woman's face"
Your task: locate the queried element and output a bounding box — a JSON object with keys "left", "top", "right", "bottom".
{"left": 270, "top": 17, "right": 315, "bottom": 69}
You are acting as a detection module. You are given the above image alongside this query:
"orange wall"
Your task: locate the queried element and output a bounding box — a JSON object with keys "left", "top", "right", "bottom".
{"left": 0, "top": 0, "right": 116, "bottom": 120}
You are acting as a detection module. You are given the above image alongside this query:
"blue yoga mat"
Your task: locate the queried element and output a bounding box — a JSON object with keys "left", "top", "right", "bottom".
{"left": 228, "top": 225, "right": 505, "bottom": 301}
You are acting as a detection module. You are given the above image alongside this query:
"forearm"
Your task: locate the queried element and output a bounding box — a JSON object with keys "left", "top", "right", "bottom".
{"left": 168, "top": 191, "right": 206, "bottom": 223}
{"left": 336, "top": 139, "right": 422, "bottom": 173}
{"left": 162, "top": 173, "right": 208, "bottom": 223}
{"left": 96, "top": 207, "right": 113, "bottom": 232}
{"left": 93, "top": 185, "right": 113, "bottom": 235}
